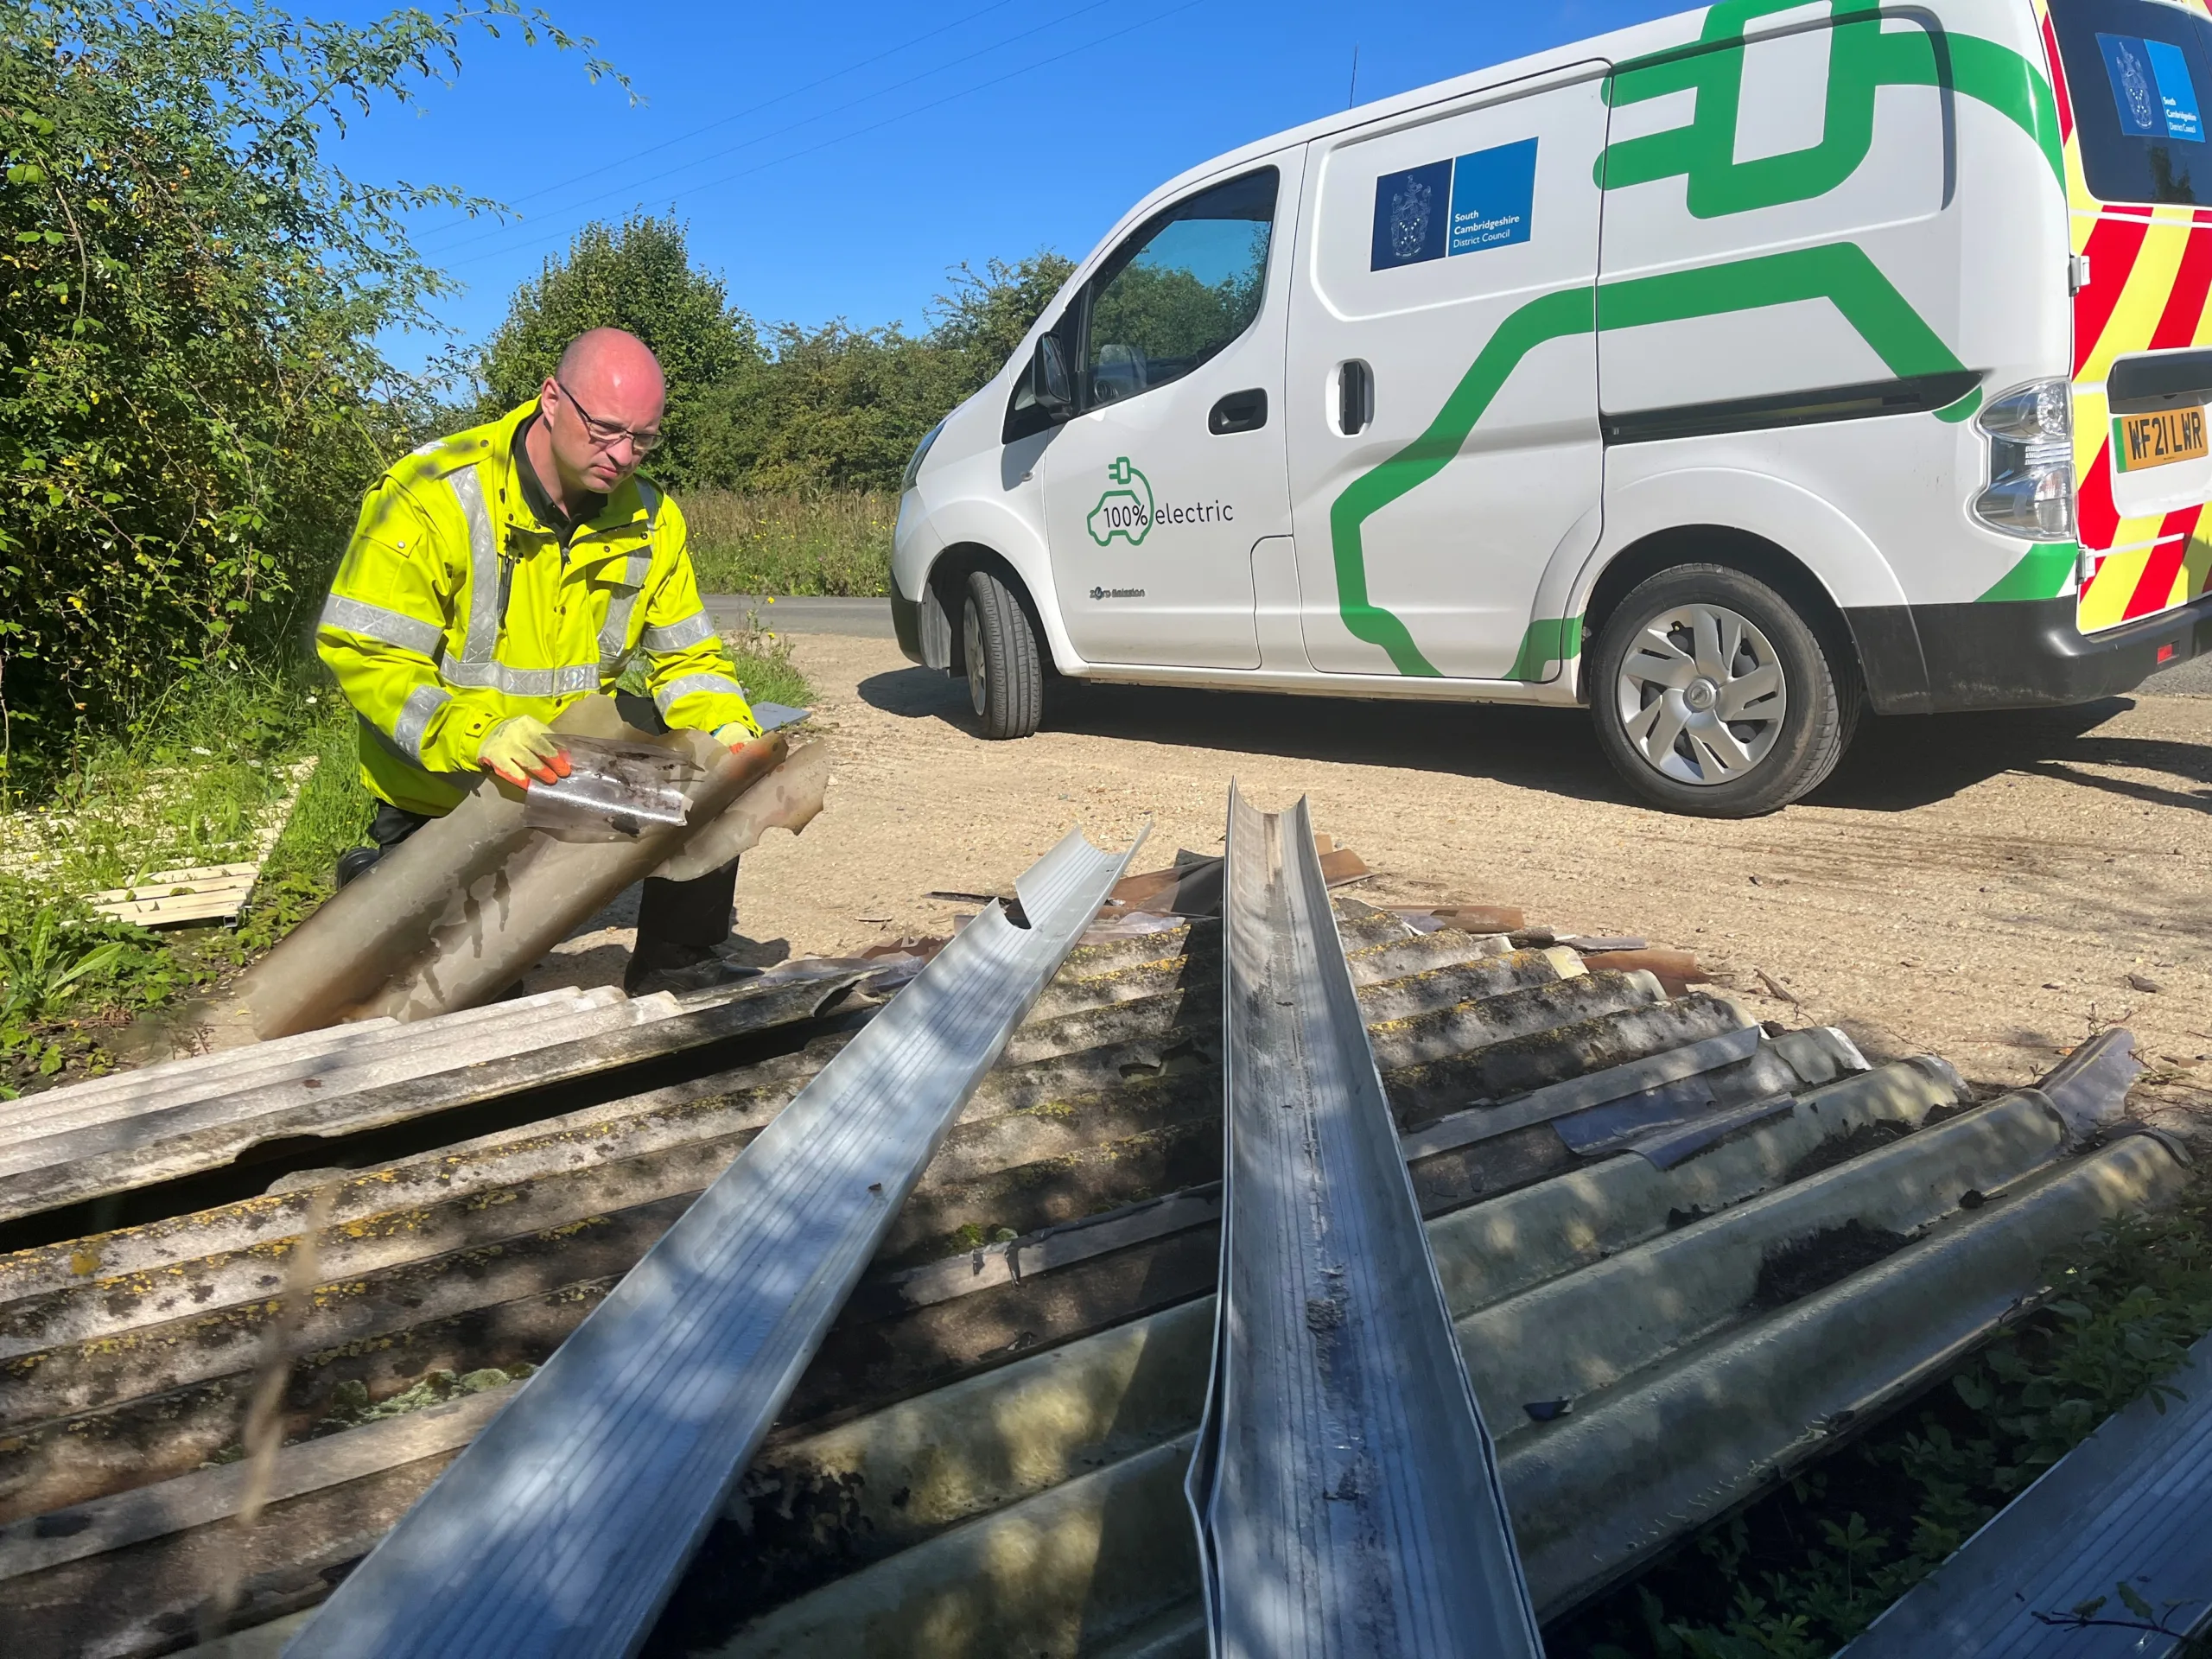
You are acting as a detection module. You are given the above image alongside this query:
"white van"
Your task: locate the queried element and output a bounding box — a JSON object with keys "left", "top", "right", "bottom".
{"left": 893, "top": 0, "right": 2212, "bottom": 816}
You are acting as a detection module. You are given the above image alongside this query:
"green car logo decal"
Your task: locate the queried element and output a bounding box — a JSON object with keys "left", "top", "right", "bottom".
{"left": 1088, "top": 457, "right": 1155, "bottom": 546}
{"left": 1331, "top": 0, "right": 2066, "bottom": 681}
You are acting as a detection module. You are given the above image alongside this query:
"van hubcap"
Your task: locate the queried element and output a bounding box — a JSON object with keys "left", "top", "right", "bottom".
{"left": 1614, "top": 602, "right": 1787, "bottom": 786}
{"left": 963, "top": 601, "right": 989, "bottom": 716}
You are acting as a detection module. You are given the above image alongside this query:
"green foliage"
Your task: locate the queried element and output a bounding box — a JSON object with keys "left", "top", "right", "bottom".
{"left": 0, "top": 877, "right": 174, "bottom": 1090}
{"left": 0, "top": 903, "right": 127, "bottom": 1026}
{"left": 0, "top": 666, "right": 368, "bottom": 1091}
{"left": 0, "top": 0, "right": 614, "bottom": 782}
{"left": 682, "top": 491, "right": 893, "bottom": 598}
{"left": 1560, "top": 1183, "right": 2212, "bottom": 1658}
{"left": 725, "top": 620, "right": 813, "bottom": 710}
{"left": 686, "top": 251, "right": 1074, "bottom": 495}
{"left": 227, "top": 705, "right": 374, "bottom": 953}
{"left": 690, "top": 317, "right": 951, "bottom": 496}
{"left": 475, "top": 211, "right": 760, "bottom": 488}
{"left": 929, "top": 252, "right": 1079, "bottom": 389}
{"left": 479, "top": 230, "right": 1069, "bottom": 499}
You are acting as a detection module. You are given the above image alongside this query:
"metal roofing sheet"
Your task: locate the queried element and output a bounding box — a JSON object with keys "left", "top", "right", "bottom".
{"left": 1839, "top": 1328, "right": 2212, "bottom": 1659}
{"left": 287, "top": 825, "right": 1141, "bottom": 1659}
{"left": 1187, "top": 786, "right": 1540, "bottom": 1658}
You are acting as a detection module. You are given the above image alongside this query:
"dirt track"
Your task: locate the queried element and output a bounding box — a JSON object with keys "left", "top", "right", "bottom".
{"left": 542, "top": 631, "right": 2212, "bottom": 1141}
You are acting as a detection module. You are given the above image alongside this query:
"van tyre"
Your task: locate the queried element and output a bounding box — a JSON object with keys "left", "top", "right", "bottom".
{"left": 1590, "top": 564, "right": 1857, "bottom": 817}
{"left": 963, "top": 569, "right": 1045, "bottom": 740}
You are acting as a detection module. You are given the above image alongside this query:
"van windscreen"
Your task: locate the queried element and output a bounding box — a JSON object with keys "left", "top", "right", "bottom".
{"left": 2050, "top": 0, "right": 2212, "bottom": 203}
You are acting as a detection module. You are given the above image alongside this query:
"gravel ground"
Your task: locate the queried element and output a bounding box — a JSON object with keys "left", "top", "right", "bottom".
{"left": 535, "top": 631, "right": 2212, "bottom": 1143}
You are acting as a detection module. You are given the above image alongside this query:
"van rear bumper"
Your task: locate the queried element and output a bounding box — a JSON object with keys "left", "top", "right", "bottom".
{"left": 1848, "top": 591, "right": 2212, "bottom": 714}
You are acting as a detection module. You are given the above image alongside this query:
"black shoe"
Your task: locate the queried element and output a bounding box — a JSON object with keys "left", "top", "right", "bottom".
{"left": 335, "top": 846, "right": 383, "bottom": 889}
{"left": 623, "top": 941, "right": 764, "bottom": 998}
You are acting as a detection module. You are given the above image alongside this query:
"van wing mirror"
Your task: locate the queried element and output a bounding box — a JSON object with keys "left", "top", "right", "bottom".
{"left": 1032, "top": 334, "right": 1074, "bottom": 418}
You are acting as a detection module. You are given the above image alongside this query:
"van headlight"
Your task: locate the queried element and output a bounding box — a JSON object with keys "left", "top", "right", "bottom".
{"left": 901, "top": 421, "right": 944, "bottom": 496}
{"left": 1972, "top": 378, "right": 2075, "bottom": 541}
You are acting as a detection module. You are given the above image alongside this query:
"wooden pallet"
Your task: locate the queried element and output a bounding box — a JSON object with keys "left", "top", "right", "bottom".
{"left": 83, "top": 864, "right": 264, "bottom": 926}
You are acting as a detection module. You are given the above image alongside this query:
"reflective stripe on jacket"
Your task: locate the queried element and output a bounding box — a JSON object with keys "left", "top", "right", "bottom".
{"left": 318, "top": 400, "right": 758, "bottom": 815}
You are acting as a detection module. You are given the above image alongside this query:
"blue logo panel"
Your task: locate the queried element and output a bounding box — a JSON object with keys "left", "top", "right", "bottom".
{"left": 1371, "top": 160, "right": 1452, "bottom": 270}
{"left": 2148, "top": 38, "right": 2205, "bottom": 143}
{"left": 1448, "top": 138, "right": 1538, "bottom": 255}
{"left": 2101, "top": 32, "right": 2170, "bottom": 137}
{"left": 1374, "top": 139, "right": 1538, "bottom": 272}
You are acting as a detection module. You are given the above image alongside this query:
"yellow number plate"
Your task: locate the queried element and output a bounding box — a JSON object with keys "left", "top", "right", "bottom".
{"left": 2113, "top": 406, "right": 2209, "bottom": 473}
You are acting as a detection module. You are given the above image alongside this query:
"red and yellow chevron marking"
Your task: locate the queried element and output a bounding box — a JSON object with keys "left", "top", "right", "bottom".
{"left": 2038, "top": 0, "right": 2212, "bottom": 628}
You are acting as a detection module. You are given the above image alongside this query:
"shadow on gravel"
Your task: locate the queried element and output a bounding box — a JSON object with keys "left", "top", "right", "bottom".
{"left": 1813, "top": 697, "right": 2212, "bottom": 812}
{"left": 858, "top": 670, "right": 2209, "bottom": 815}
{"left": 856, "top": 668, "right": 1635, "bottom": 804}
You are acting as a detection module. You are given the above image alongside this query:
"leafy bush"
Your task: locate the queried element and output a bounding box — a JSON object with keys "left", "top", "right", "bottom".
{"left": 0, "top": 0, "right": 613, "bottom": 785}
{"left": 679, "top": 252, "right": 1073, "bottom": 495}
{"left": 475, "top": 211, "right": 760, "bottom": 488}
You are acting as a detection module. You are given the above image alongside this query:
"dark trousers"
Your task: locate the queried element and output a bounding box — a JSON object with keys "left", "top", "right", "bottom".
{"left": 368, "top": 694, "right": 738, "bottom": 956}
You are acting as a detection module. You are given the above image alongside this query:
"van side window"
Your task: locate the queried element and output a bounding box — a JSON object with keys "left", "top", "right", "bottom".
{"left": 1080, "top": 168, "right": 1278, "bottom": 410}
{"left": 2050, "top": 0, "right": 2212, "bottom": 205}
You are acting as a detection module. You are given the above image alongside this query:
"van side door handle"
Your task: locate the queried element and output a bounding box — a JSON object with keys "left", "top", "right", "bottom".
{"left": 1208, "top": 388, "right": 1268, "bottom": 435}
{"left": 1338, "top": 359, "right": 1373, "bottom": 435}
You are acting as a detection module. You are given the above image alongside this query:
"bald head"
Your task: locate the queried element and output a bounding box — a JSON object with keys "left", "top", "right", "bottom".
{"left": 537, "top": 328, "right": 666, "bottom": 501}
{"left": 557, "top": 327, "right": 664, "bottom": 403}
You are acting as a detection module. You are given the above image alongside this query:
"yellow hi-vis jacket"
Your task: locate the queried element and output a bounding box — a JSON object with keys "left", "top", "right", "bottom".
{"left": 318, "top": 401, "right": 758, "bottom": 816}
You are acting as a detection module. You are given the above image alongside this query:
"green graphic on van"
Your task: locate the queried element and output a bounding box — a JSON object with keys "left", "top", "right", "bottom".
{"left": 1330, "top": 242, "right": 1982, "bottom": 678}
{"left": 1088, "top": 457, "right": 1155, "bottom": 547}
{"left": 1330, "top": 0, "right": 2064, "bottom": 680}
{"left": 1599, "top": 0, "right": 2063, "bottom": 210}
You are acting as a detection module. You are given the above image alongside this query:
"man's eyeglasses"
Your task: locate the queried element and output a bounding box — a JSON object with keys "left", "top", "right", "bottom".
{"left": 556, "top": 378, "right": 663, "bottom": 454}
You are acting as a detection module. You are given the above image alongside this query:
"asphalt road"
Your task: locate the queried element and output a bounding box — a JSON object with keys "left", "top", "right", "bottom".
{"left": 705, "top": 594, "right": 896, "bottom": 639}
{"left": 702, "top": 591, "right": 2212, "bottom": 696}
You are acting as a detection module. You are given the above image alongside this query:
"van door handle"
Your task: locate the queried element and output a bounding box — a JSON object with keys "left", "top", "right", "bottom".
{"left": 1338, "top": 359, "right": 1373, "bottom": 435}
{"left": 1208, "top": 389, "right": 1268, "bottom": 435}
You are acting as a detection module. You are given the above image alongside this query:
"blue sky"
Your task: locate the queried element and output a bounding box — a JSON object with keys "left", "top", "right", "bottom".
{"left": 327, "top": 0, "right": 1685, "bottom": 369}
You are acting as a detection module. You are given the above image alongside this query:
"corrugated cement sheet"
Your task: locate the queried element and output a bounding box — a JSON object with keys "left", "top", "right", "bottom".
{"left": 288, "top": 824, "right": 1142, "bottom": 1659}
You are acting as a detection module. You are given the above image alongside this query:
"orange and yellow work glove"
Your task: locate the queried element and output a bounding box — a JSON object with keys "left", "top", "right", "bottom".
{"left": 711, "top": 721, "right": 761, "bottom": 750}
{"left": 478, "top": 715, "right": 572, "bottom": 788}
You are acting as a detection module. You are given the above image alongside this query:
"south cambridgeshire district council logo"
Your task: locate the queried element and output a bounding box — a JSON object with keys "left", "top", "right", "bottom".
{"left": 1087, "top": 456, "right": 1154, "bottom": 547}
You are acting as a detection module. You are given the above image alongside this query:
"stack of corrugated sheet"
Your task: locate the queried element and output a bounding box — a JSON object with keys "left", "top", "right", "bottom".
{"left": 0, "top": 877, "right": 2187, "bottom": 1657}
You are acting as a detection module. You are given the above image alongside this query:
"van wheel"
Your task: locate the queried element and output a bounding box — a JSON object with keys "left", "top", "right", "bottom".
{"left": 1589, "top": 564, "right": 1857, "bottom": 817}
{"left": 963, "top": 569, "right": 1045, "bottom": 740}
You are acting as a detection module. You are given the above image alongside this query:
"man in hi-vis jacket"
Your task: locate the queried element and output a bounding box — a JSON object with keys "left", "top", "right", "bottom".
{"left": 319, "top": 327, "right": 760, "bottom": 994}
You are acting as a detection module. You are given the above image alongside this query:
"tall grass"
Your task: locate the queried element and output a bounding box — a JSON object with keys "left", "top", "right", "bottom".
{"left": 683, "top": 491, "right": 895, "bottom": 597}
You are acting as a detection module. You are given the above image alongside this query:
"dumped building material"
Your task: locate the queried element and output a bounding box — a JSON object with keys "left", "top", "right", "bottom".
{"left": 292, "top": 827, "right": 1139, "bottom": 1656}
{"left": 0, "top": 792, "right": 2191, "bottom": 1658}
{"left": 226, "top": 697, "right": 826, "bottom": 1039}
{"left": 1191, "top": 786, "right": 1539, "bottom": 1656}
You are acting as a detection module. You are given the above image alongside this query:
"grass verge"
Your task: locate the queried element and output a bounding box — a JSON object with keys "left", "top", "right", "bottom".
{"left": 683, "top": 490, "right": 894, "bottom": 596}
{"left": 1552, "top": 1172, "right": 2212, "bottom": 1657}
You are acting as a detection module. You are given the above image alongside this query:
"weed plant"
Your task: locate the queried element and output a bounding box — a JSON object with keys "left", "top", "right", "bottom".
{"left": 683, "top": 491, "right": 895, "bottom": 597}
{"left": 1552, "top": 1175, "right": 2212, "bottom": 1657}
